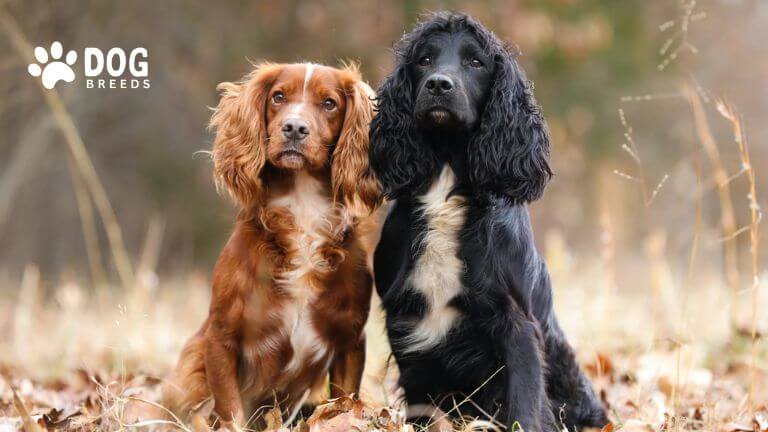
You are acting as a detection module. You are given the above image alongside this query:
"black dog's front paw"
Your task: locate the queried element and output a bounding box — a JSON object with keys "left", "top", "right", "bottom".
{"left": 579, "top": 400, "right": 609, "bottom": 429}
{"left": 554, "top": 391, "right": 609, "bottom": 430}
{"left": 406, "top": 404, "right": 454, "bottom": 432}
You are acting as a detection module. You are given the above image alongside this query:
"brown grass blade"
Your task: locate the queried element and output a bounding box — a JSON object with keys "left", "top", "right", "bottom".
{"left": 0, "top": 373, "right": 45, "bottom": 432}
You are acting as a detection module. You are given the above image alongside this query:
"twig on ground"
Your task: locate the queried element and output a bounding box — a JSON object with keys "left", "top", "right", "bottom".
{"left": 0, "top": 372, "right": 45, "bottom": 432}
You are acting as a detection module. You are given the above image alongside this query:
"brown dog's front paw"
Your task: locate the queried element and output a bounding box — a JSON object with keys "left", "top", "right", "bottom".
{"left": 217, "top": 409, "right": 245, "bottom": 431}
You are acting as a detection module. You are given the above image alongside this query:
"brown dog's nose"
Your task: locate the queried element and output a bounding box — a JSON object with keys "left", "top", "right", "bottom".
{"left": 425, "top": 74, "right": 454, "bottom": 96}
{"left": 281, "top": 118, "right": 310, "bottom": 141}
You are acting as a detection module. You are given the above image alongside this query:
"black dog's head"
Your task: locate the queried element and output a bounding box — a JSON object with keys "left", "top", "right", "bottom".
{"left": 370, "top": 12, "right": 552, "bottom": 203}
{"left": 411, "top": 26, "right": 495, "bottom": 131}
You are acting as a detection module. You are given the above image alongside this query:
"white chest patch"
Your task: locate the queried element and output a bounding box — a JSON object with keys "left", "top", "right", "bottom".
{"left": 404, "top": 166, "right": 466, "bottom": 353}
{"left": 267, "top": 172, "right": 335, "bottom": 372}
{"left": 269, "top": 172, "right": 336, "bottom": 281}
{"left": 281, "top": 295, "right": 331, "bottom": 374}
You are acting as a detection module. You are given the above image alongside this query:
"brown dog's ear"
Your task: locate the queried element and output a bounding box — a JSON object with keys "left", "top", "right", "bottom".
{"left": 332, "top": 66, "right": 382, "bottom": 214}
{"left": 210, "top": 63, "right": 283, "bottom": 209}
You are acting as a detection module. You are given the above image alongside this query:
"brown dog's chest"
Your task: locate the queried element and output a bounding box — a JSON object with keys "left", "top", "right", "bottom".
{"left": 238, "top": 174, "right": 355, "bottom": 399}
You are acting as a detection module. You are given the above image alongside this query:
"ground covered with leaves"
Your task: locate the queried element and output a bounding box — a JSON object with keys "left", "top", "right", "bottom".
{"left": 0, "top": 320, "right": 768, "bottom": 432}
{"left": 0, "top": 267, "right": 766, "bottom": 431}
{"left": 1, "top": 335, "right": 765, "bottom": 431}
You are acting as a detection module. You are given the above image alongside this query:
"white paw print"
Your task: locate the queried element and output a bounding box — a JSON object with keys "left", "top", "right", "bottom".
{"left": 27, "top": 41, "right": 77, "bottom": 89}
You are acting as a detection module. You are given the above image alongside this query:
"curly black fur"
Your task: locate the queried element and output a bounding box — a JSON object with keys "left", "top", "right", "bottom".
{"left": 369, "top": 57, "right": 439, "bottom": 197}
{"left": 467, "top": 51, "right": 552, "bottom": 203}
{"left": 370, "top": 12, "right": 552, "bottom": 203}
{"left": 369, "top": 12, "right": 608, "bottom": 431}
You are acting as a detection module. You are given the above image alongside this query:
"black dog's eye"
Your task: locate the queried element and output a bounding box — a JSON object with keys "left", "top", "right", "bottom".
{"left": 272, "top": 91, "right": 285, "bottom": 104}
{"left": 469, "top": 58, "right": 484, "bottom": 68}
{"left": 322, "top": 98, "right": 337, "bottom": 111}
{"left": 418, "top": 56, "right": 432, "bottom": 66}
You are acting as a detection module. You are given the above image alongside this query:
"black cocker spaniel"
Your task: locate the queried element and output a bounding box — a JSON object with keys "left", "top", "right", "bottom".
{"left": 369, "top": 12, "right": 608, "bottom": 431}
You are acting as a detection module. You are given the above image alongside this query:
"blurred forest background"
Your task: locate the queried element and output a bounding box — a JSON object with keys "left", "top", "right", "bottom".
{"left": 0, "top": 0, "right": 765, "bottom": 285}
{"left": 0, "top": 0, "right": 766, "bottom": 430}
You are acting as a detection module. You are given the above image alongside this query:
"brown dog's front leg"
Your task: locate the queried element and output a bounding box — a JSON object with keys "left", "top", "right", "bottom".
{"left": 204, "top": 328, "right": 244, "bottom": 426}
{"left": 329, "top": 332, "right": 366, "bottom": 398}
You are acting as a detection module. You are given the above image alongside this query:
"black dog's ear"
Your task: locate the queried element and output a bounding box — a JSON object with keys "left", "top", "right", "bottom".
{"left": 369, "top": 63, "right": 437, "bottom": 199}
{"left": 468, "top": 53, "right": 552, "bottom": 204}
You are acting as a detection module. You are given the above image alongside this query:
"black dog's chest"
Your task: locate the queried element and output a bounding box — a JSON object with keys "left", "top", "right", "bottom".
{"left": 391, "top": 167, "right": 470, "bottom": 352}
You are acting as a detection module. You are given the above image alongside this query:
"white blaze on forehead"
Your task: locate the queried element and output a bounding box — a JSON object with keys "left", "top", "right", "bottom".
{"left": 302, "top": 63, "right": 315, "bottom": 97}
{"left": 289, "top": 63, "right": 316, "bottom": 115}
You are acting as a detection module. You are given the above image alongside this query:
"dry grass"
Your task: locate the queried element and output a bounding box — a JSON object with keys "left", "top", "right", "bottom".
{"left": 0, "top": 251, "right": 766, "bottom": 431}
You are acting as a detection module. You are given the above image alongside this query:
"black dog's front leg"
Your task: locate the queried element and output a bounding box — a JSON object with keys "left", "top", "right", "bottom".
{"left": 499, "top": 313, "right": 555, "bottom": 432}
{"left": 541, "top": 316, "right": 609, "bottom": 429}
{"left": 395, "top": 353, "right": 450, "bottom": 427}
{"left": 532, "top": 268, "right": 608, "bottom": 429}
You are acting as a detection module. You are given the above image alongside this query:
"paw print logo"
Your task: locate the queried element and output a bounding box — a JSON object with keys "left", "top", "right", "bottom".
{"left": 27, "top": 41, "right": 78, "bottom": 89}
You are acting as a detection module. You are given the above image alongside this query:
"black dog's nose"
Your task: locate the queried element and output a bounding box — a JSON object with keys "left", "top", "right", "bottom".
{"left": 281, "top": 118, "right": 310, "bottom": 140}
{"left": 425, "top": 74, "right": 454, "bottom": 96}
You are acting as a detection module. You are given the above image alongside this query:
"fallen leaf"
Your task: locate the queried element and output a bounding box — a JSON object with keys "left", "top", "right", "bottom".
{"left": 754, "top": 412, "right": 768, "bottom": 432}
{"left": 693, "top": 406, "right": 704, "bottom": 421}
{"left": 310, "top": 411, "right": 367, "bottom": 432}
{"left": 265, "top": 404, "right": 284, "bottom": 430}
{"left": 726, "top": 422, "right": 753, "bottom": 431}
{"left": 586, "top": 353, "right": 615, "bottom": 377}
{"left": 307, "top": 395, "right": 363, "bottom": 427}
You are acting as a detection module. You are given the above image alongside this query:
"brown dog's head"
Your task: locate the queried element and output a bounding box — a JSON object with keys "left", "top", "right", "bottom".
{"left": 210, "top": 62, "right": 380, "bottom": 211}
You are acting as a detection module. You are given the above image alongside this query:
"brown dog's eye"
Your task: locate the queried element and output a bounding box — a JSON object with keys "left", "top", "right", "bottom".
{"left": 322, "top": 98, "right": 337, "bottom": 111}
{"left": 418, "top": 56, "right": 432, "bottom": 66}
{"left": 470, "top": 58, "right": 484, "bottom": 68}
{"left": 272, "top": 91, "right": 285, "bottom": 104}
